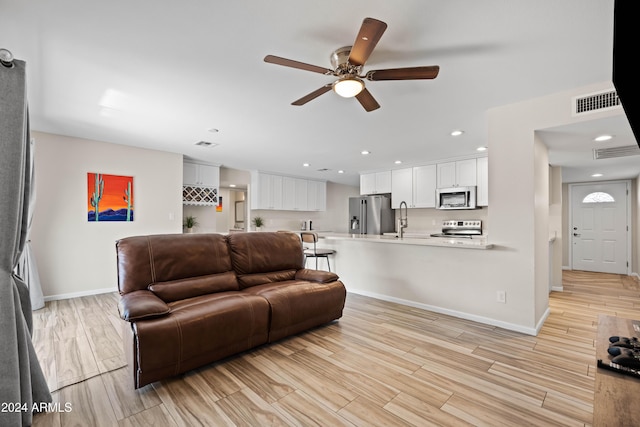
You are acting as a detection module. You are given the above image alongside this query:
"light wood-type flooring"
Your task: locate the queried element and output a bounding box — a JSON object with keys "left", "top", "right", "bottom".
{"left": 31, "top": 270, "right": 640, "bottom": 426}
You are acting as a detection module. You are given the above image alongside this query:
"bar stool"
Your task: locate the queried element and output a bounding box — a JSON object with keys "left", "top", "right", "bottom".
{"left": 300, "top": 232, "right": 335, "bottom": 271}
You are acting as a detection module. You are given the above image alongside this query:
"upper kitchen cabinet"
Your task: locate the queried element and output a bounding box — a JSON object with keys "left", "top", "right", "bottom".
{"left": 251, "top": 171, "right": 325, "bottom": 211}
{"left": 306, "top": 180, "right": 326, "bottom": 211}
{"left": 391, "top": 165, "right": 437, "bottom": 209}
{"left": 360, "top": 171, "right": 392, "bottom": 195}
{"left": 183, "top": 161, "right": 219, "bottom": 187}
{"left": 476, "top": 156, "right": 488, "bottom": 206}
{"left": 251, "top": 172, "right": 283, "bottom": 210}
{"left": 436, "top": 159, "right": 477, "bottom": 188}
{"left": 282, "top": 177, "right": 308, "bottom": 211}
{"left": 183, "top": 161, "right": 219, "bottom": 206}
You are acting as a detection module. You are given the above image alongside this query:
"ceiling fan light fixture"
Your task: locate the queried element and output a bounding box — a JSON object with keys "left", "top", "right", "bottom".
{"left": 333, "top": 77, "right": 364, "bottom": 98}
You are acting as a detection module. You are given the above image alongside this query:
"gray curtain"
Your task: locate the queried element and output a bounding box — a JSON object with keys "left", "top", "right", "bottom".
{"left": 15, "top": 138, "right": 45, "bottom": 311}
{"left": 0, "top": 59, "right": 52, "bottom": 426}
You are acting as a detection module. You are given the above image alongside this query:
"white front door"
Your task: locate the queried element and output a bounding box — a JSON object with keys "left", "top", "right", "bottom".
{"left": 571, "top": 181, "right": 629, "bottom": 274}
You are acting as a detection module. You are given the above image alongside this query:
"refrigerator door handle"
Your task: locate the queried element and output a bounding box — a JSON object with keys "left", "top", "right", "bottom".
{"left": 361, "top": 199, "right": 367, "bottom": 234}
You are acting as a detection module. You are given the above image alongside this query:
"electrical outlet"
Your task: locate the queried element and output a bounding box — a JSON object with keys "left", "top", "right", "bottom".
{"left": 496, "top": 291, "right": 506, "bottom": 303}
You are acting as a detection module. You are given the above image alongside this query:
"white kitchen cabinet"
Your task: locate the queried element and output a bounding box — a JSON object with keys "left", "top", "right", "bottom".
{"left": 252, "top": 172, "right": 325, "bottom": 211}
{"left": 282, "top": 177, "right": 308, "bottom": 211}
{"left": 391, "top": 168, "right": 412, "bottom": 208}
{"left": 251, "top": 172, "right": 283, "bottom": 210}
{"left": 391, "top": 165, "right": 437, "bottom": 208}
{"left": 436, "top": 159, "right": 477, "bottom": 188}
{"left": 476, "top": 156, "right": 489, "bottom": 206}
{"left": 360, "top": 171, "right": 392, "bottom": 195}
{"left": 183, "top": 161, "right": 219, "bottom": 187}
{"left": 413, "top": 165, "right": 438, "bottom": 208}
{"left": 307, "top": 180, "right": 326, "bottom": 211}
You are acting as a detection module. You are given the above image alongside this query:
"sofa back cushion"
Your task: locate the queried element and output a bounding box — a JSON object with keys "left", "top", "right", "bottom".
{"left": 116, "top": 233, "right": 238, "bottom": 295}
{"left": 227, "top": 232, "right": 304, "bottom": 289}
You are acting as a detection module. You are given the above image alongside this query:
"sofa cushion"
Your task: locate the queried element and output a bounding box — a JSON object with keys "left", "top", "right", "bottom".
{"left": 133, "top": 292, "right": 270, "bottom": 385}
{"left": 227, "top": 232, "right": 304, "bottom": 289}
{"left": 148, "top": 271, "right": 239, "bottom": 303}
{"left": 242, "top": 279, "right": 346, "bottom": 342}
{"left": 117, "top": 233, "right": 234, "bottom": 294}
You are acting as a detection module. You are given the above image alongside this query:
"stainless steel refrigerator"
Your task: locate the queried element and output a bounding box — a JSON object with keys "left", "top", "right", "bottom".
{"left": 348, "top": 195, "right": 395, "bottom": 235}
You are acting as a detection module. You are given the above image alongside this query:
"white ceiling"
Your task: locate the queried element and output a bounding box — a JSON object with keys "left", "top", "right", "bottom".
{"left": 2, "top": 0, "right": 637, "bottom": 187}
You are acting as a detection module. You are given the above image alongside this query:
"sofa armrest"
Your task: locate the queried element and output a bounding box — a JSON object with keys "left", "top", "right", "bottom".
{"left": 295, "top": 268, "right": 339, "bottom": 283}
{"left": 118, "top": 290, "right": 170, "bottom": 322}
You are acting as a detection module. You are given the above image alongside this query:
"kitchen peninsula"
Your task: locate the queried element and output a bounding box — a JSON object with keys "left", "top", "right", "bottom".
{"left": 320, "top": 232, "right": 493, "bottom": 249}
{"left": 311, "top": 232, "right": 541, "bottom": 335}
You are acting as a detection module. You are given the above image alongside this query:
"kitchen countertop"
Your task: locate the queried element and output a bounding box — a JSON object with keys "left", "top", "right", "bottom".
{"left": 318, "top": 232, "right": 493, "bottom": 250}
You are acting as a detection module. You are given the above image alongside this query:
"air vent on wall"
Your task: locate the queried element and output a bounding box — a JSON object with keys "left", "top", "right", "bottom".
{"left": 593, "top": 145, "right": 640, "bottom": 159}
{"left": 572, "top": 89, "right": 621, "bottom": 116}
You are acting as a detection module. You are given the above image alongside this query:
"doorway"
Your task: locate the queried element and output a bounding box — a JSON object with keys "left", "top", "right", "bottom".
{"left": 569, "top": 181, "right": 630, "bottom": 274}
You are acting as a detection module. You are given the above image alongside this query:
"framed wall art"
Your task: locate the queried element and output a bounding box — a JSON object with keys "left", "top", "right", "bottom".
{"left": 87, "top": 173, "right": 134, "bottom": 221}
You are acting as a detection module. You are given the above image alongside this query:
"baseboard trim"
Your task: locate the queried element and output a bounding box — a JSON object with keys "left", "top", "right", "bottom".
{"left": 44, "top": 287, "right": 117, "bottom": 302}
{"left": 562, "top": 266, "right": 571, "bottom": 270}
{"left": 631, "top": 272, "right": 639, "bottom": 279}
{"left": 347, "top": 289, "right": 540, "bottom": 336}
{"left": 551, "top": 286, "right": 564, "bottom": 292}
{"left": 534, "top": 307, "right": 551, "bottom": 335}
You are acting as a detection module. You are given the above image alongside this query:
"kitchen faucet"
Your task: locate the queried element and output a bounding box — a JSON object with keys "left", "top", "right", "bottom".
{"left": 399, "top": 201, "right": 408, "bottom": 238}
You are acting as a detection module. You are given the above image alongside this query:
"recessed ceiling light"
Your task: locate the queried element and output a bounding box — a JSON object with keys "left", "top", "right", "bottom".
{"left": 229, "top": 184, "right": 236, "bottom": 187}
{"left": 477, "top": 146, "right": 487, "bottom": 152}
{"left": 338, "top": 170, "right": 345, "bottom": 174}
{"left": 394, "top": 160, "right": 402, "bottom": 164}
{"left": 303, "top": 163, "right": 310, "bottom": 167}
{"left": 361, "top": 150, "right": 370, "bottom": 155}
{"left": 591, "top": 173, "right": 603, "bottom": 177}
{"left": 451, "top": 130, "right": 464, "bottom": 136}
{"left": 594, "top": 134, "right": 612, "bottom": 142}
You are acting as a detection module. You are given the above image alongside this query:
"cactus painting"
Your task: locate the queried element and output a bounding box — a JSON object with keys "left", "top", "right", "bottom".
{"left": 87, "top": 173, "right": 134, "bottom": 221}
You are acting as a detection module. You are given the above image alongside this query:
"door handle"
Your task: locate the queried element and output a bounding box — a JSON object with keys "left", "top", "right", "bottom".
{"left": 573, "top": 233, "right": 581, "bottom": 237}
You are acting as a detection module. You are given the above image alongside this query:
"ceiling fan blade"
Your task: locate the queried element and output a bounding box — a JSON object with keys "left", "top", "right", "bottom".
{"left": 292, "top": 85, "right": 333, "bottom": 106}
{"left": 264, "top": 55, "right": 333, "bottom": 75}
{"left": 366, "top": 66, "right": 440, "bottom": 81}
{"left": 355, "top": 88, "right": 380, "bottom": 112}
{"left": 348, "top": 18, "right": 388, "bottom": 67}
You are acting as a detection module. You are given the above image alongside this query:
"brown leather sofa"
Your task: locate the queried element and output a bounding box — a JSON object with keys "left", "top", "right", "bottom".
{"left": 116, "top": 231, "right": 346, "bottom": 389}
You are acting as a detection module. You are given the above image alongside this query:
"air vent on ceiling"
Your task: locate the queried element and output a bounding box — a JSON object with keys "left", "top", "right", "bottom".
{"left": 195, "top": 141, "right": 218, "bottom": 147}
{"left": 593, "top": 145, "right": 640, "bottom": 160}
{"left": 316, "top": 168, "right": 331, "bottom": 172}
{"left": 572, "top": 89, "right": 621, "bottom": 116}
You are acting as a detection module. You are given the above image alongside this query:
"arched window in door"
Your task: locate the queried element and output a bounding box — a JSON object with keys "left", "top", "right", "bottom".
{"left": 582, "top": 192, "right": 615, "bottom": 203}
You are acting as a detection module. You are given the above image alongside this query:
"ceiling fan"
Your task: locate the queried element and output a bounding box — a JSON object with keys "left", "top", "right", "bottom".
{"left": 264, "top": 17, "right": 440, "bottom": 112}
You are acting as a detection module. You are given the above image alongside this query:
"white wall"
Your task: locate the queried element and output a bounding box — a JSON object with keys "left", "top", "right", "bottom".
{"left": 488, "top": 81, "right": 623, "bottom": 331}
{"left": 548, "top": 166, "right": 563, "bottom": 288}
{"left": 533, "top": 137, "right": 550, "bottom": 321}
{"left": 31, "top": 132, "right": 183, "bottom": 299}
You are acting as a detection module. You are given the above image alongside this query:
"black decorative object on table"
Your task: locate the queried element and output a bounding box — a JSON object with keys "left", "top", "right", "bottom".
{"left": 597, "top": 335, "right": 640, "bottom": 379}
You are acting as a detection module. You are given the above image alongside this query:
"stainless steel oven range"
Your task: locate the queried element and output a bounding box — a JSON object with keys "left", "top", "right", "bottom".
{"left": 430, "top": 220, "right": 482, "bottom": 239}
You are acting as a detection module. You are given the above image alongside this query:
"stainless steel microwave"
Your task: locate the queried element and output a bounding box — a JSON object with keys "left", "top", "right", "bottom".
{"left": 436, "top": 186, "right": 477, "bottom": 210}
